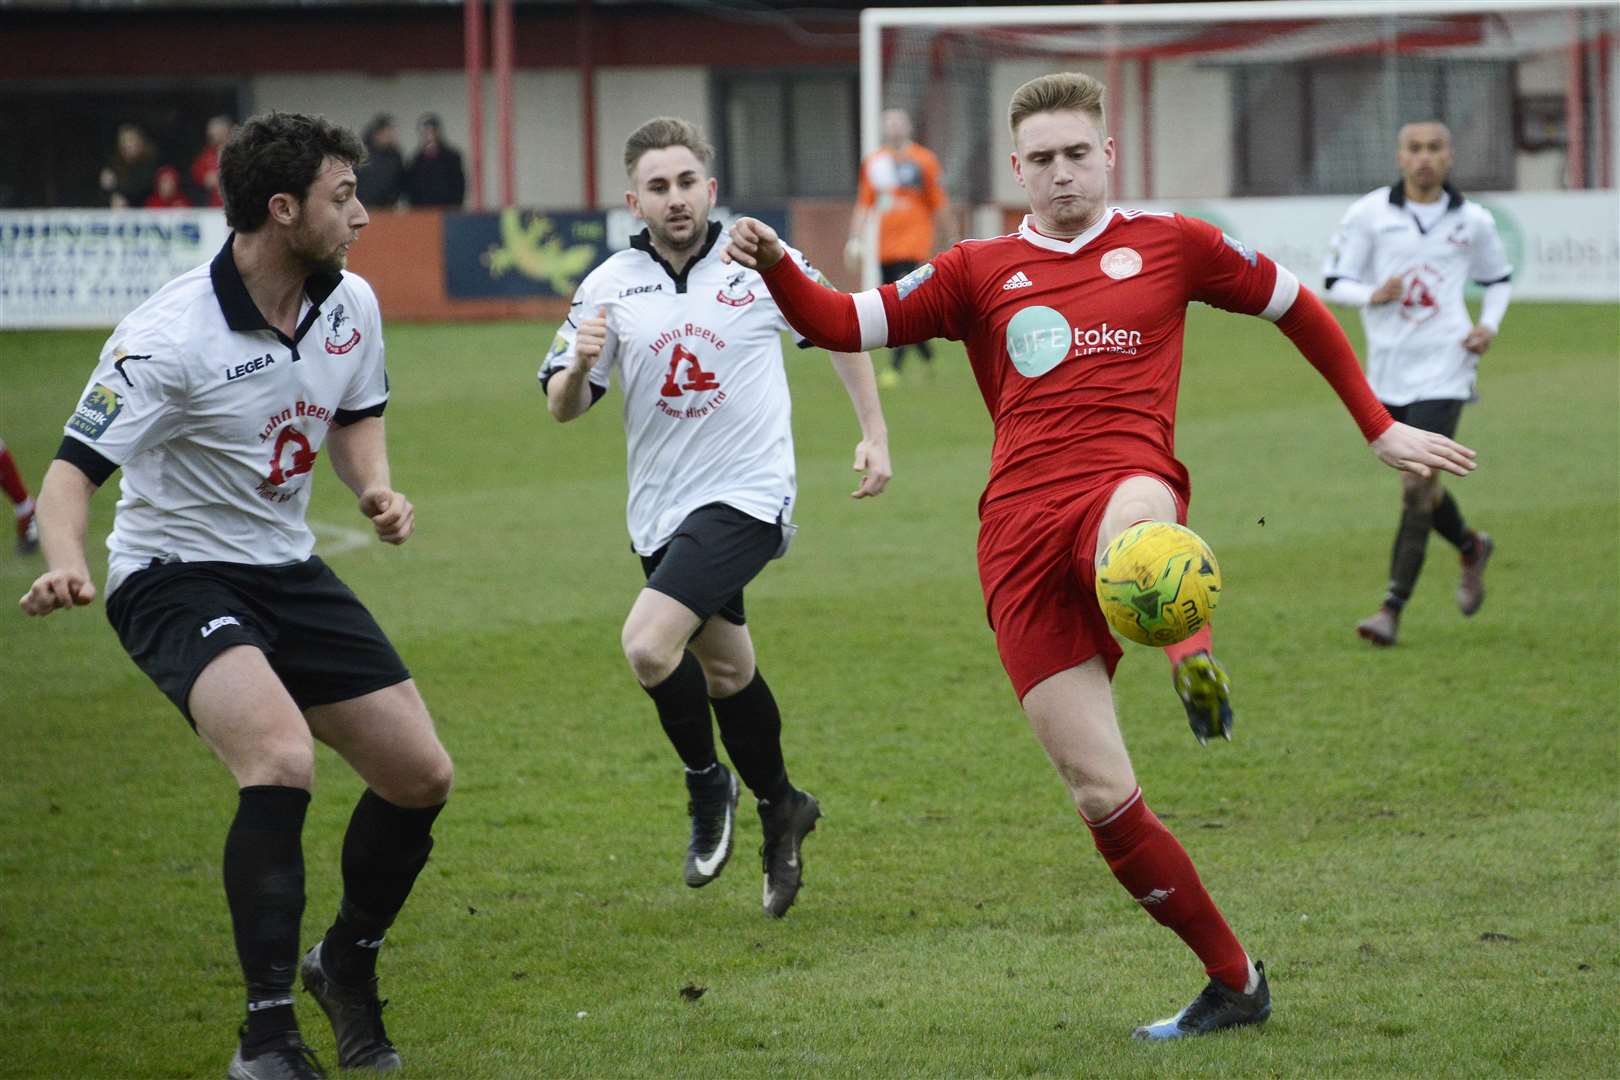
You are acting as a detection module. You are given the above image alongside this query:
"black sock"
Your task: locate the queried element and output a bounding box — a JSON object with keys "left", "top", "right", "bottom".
{"left": 322, "top": 790, "right": 445, "bottom": 988}
{"left": 712, "top": 669, "right": 791, "bottom": 802}
{"left": 224, "top": 785, "right": 309, "bottom": 1048}
{"left": 1431, "top": 491, "right": 1475, "bottom": 556}
{"left": 1385, "top": 505, "right": 1433, "bottom": 611}
{"left": 644, "top": 650, "right": 717, "bottom": 771}
{"left": 891, "top": 346, "right": 909, "bottom": 373}
{"left": 918, "top": 338, "right": 934, "bottom": 363}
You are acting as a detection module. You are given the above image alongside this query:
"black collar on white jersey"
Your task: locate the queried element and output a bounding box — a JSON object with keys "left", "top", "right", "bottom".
{"left": 210, "top": 233, "right": 344, "bottom": 349}
{"left": 629, "top": 220, "right": 723, "bottom": 294}
{"left": 1387, "top": 180, "right": 1465, "bottom": 211}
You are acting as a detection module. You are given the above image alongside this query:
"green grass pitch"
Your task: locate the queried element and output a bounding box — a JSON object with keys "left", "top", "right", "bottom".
{"left": 2, "top": 302, "right": 1616, "bottom": 1077}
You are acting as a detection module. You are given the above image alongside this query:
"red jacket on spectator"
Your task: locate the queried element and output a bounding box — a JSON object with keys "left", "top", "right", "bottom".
{"left": 146, "top": 166, "right": 193, "bottom": 208}
{"left": 191, "top": 144, "right": 224, "bottom": 207}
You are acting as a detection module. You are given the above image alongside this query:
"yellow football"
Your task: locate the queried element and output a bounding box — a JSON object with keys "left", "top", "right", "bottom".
{"left": 1095, "top": 521, "right": 1221, "bottom": 646}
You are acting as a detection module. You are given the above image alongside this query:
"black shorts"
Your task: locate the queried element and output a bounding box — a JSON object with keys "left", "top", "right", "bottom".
{"left": 880, "top": 260, "right": 919, "bottom": 286}
{"left": 1385, "top": 399, "right": 1465, "bottom": 439}
{"left": 106, "top": 556, "right": 410, "bottom": 726}
{"left": 638, "top": 503, "right": 787, "bottom": 626}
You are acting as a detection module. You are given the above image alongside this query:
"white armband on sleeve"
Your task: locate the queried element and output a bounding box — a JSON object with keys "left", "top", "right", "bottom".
{"left": 1259, "top": 266, "right": 1301, "bottom": 322}
{"left": 852, "top": 288, "right": 889, "bottom": 351}
{"left": 1478, "top": 281, "right": 1511, "bottom": 333}
{"left": 1324, "top": 277, "right": 1374, "bottom": 306}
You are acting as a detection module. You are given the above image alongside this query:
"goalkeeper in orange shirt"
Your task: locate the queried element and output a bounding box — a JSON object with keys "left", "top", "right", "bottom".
{"left": 847, "top": 109, "right": 954, "bottom": 388}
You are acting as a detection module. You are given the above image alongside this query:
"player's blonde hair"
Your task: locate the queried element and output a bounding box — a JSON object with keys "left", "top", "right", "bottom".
{"left": 623, "top": 117, "right": 715, "bottom": 179}
{"left": 1008, "top": 73, "right": 1107, "bottom": 137}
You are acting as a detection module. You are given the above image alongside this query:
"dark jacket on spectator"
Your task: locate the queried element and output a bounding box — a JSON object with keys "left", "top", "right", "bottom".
{"left": 108, "top": 155, "right": 158, "bottom": 207}
{"left": 357, "top": 145, "right": 406, "bottom": 209}
{"left": 405, "top": 145, "right": 466, "bottom": 208}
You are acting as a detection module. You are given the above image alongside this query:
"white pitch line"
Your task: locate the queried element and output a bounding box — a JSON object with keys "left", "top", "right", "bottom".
{"left": 309, "top": 519, "right": 372, "bottom": 556}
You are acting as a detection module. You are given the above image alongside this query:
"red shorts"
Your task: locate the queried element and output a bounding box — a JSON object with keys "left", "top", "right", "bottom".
{"left": 977, "top": 474, "right": 1188, "bottom": 701}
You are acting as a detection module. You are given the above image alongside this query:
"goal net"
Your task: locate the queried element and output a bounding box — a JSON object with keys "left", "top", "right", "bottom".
{"left": 859, "top": 0, "right": 1617, "bottom": 267}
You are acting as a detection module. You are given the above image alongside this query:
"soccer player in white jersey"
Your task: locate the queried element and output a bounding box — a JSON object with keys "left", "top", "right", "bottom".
{"left": 18, "top": 113, "right": 452, "bottom": 1080}
{"left": 1324, "top": 121, "right": 1511, "bottom": 646}
{"left": 541, "top": 117, "right": 891, "bottom": 917}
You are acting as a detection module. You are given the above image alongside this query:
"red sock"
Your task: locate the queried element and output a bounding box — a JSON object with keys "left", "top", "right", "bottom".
{"left": 0, "top": 448, "right": 27, "bottom": 506}
{"left": 1163, "top": 623, "right": 1213, "bottom": 668}
{"left": 1085, "top": 788, "right": 1249, "bottom": 991}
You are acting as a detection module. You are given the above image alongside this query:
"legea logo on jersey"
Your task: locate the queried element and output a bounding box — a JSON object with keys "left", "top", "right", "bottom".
{"left": 225, "top": 353, "right": 276, "bottom": 382}
{"left": 68, "top": 383, "right": 123, "bottom": 440}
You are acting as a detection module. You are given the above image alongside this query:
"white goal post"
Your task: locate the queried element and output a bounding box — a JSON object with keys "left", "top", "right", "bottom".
{"left": 856, "top": 0, "right": 1619, "bottom": 288}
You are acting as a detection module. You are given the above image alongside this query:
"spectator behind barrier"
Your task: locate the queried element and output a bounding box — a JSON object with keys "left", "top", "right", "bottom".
{"left": 100, "top": 124, "right": 158, "bottom": 208}
{"left": 146, "top": 166, "right": 193, "bottom": 208}
{"left": 405, "top": 112, "right": 466, "bottom": 208}
{"left": 356, "top": 113, "right": 406, "bottom": 209}
{"left": 190, "top": 115, "right": 235, "bottom": 208}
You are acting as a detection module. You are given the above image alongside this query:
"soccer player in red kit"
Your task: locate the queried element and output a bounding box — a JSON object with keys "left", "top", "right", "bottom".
{"left": 726, "top": 72, "right": 1475, "bottom": 1039}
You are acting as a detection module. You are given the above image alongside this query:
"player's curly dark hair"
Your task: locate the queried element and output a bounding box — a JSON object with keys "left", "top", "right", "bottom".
{"left": 219, "top": 112, "right": 365, "bottom": 233}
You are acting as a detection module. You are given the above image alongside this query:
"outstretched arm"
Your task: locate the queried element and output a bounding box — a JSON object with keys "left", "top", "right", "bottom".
{"left": 18, "top": 460, "right": 99, "bottom": 615}
{"left": 326, "top": 416, "right": 415, "bottom": 544}
{"left": 726, "top": 218, "right": 864, "bottom": 351}
{"left": 826, "top": 350, "right": 891, "bottom": 498}
{"left": 1274, "top": 285, "right": 1475, "bottom": 479}
{"left": 727, "top": 217, "right": 959, "bottom": 354}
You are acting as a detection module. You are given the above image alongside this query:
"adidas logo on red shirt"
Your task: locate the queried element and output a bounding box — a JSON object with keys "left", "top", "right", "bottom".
{"left": 1002, "top": 271, "right": 1033, "bottom": 291}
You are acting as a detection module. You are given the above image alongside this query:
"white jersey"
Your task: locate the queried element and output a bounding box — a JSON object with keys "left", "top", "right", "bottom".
{"left": 1324, "top": 184, "right": 1512, "bottom": 405}
{"left": 60, "top": 237, "right": 389, "bottom": 594}
{"left": 540, "top": 222, "right": 821, "bottom": 555}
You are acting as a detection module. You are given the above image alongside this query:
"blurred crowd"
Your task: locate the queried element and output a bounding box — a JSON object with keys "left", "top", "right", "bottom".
{"left": 99, "top": 116, "right": 233, "bottom": 209}
{"left": 98, "top": 112, "right": 467, "bottom": 210}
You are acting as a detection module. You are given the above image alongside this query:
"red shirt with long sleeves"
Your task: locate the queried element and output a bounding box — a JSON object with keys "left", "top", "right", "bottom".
{"left": 762, "top": 209, "right": 1392, "bottom": 515}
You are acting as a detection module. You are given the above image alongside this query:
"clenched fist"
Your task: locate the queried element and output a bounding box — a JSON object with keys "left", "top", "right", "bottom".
{"left": 723, "top": 217, "right": 786, "bottom": 272}
{"left": 19, "top": 568, "right": 96, "bottom": 616}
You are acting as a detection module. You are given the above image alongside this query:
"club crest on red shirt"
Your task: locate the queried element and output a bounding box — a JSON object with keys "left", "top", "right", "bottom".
{"left": 1100, "top": 247, "right": 1143, "bottom": 280}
